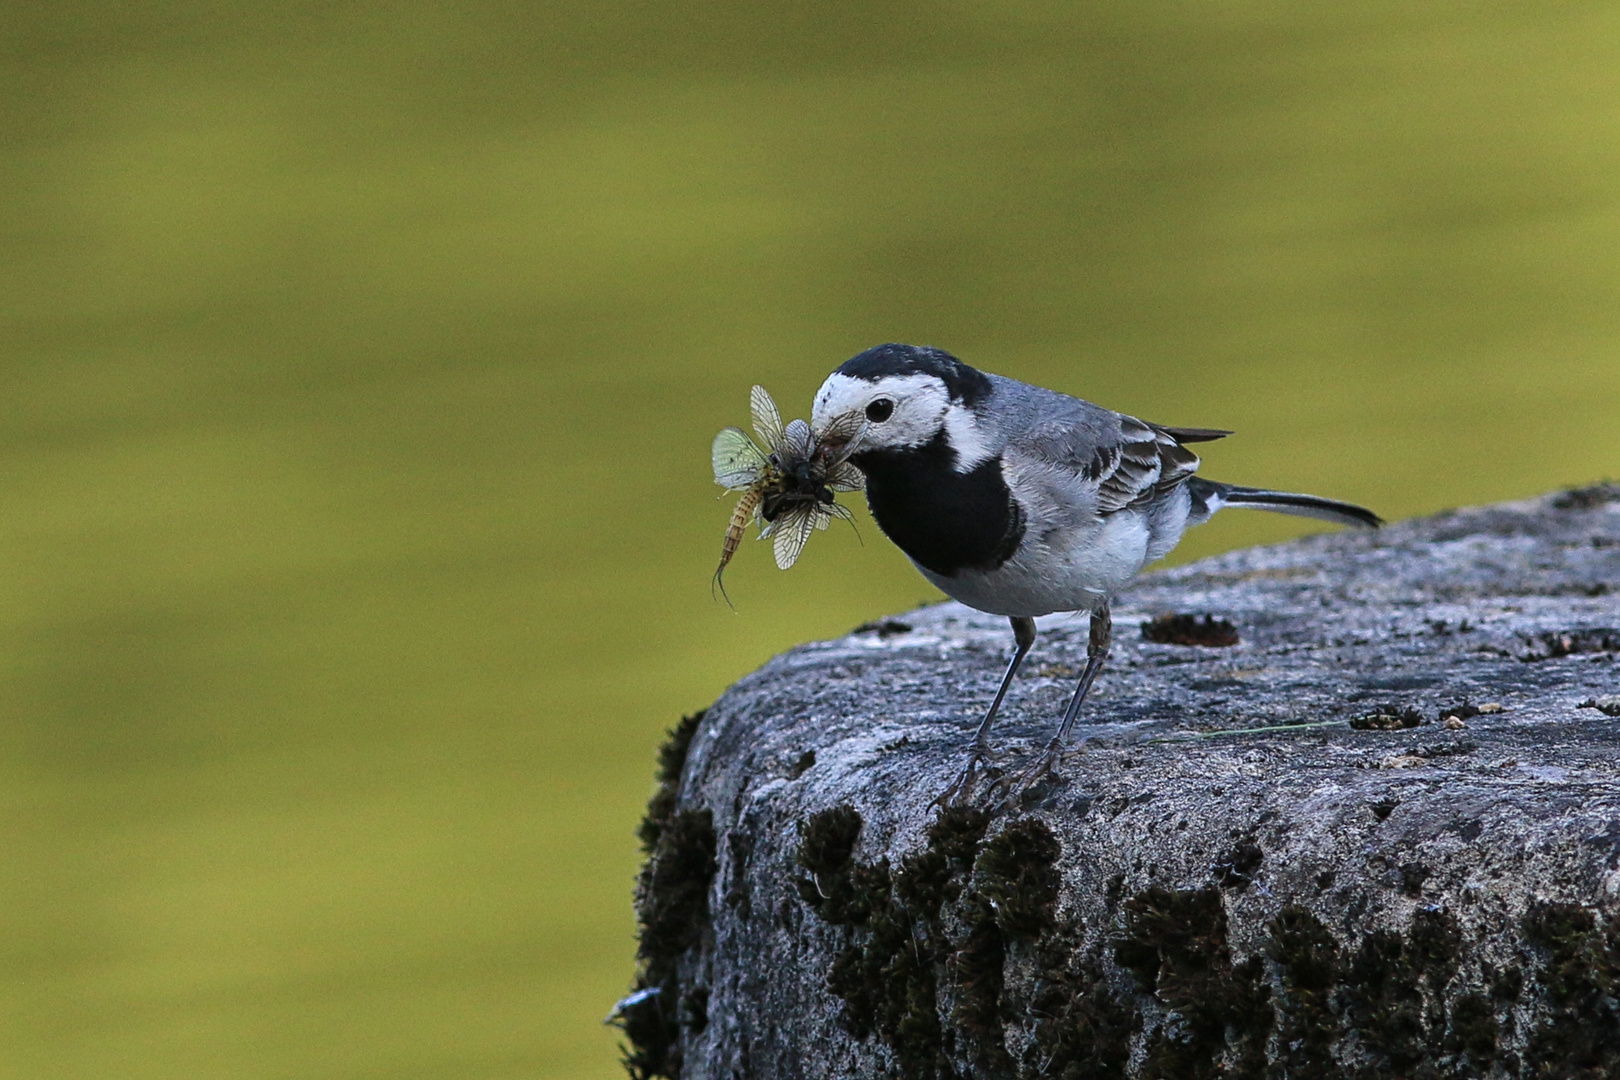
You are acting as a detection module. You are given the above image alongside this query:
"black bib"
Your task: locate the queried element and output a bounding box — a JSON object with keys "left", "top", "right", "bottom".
{"left": 854, "top": 431, "right": 1024, "bottom": 578}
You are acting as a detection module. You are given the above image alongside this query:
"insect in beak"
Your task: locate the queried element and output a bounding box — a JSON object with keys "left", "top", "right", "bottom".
{"left": 810, "top": 411, "right": 868, "bottom": 464}
{"left": 812, "top": 429, "right": 849, "bottom": 455}
{"left": 710, "top": 387, "right": 867, "bottom": 606}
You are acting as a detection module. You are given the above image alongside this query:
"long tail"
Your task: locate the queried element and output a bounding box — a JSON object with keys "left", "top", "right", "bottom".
{"left": 1188, "top": 478, "right": 1382, "bottom": 529}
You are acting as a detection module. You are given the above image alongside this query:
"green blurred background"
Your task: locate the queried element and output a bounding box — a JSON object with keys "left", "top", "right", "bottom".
{"left": 2, "top": 2, "right": 1617, "bottom": 1076}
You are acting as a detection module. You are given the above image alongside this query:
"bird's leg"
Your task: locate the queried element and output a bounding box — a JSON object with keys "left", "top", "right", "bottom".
{"left": 1055, "top": 602, "right": 1112, "bottom": 743}
{"left": 932, "top": 616, "right": 1036, "bottom": 806}
{"left": 1002, "top": 602, "right": 1111, "bottom": 803}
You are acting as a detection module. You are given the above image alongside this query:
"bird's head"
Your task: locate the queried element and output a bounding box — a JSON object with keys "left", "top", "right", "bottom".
{"left": 810, "top": 343, "right": 995, "bottom": 466}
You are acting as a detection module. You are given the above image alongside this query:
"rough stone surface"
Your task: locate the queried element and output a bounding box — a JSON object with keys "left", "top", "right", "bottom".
{"left": 621, "top": 487, "right": 1620, "bottom": 1080}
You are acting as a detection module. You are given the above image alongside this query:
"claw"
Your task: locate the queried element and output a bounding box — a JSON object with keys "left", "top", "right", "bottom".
{"left": 931, "top": 749, "right": 1000, "bottom": 807}
{"left": 995, "top": 738, "right": 1082, "bottom": 809}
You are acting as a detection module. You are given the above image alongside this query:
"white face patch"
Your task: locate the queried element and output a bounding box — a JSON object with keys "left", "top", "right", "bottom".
{"left": 942, "top": 406, "right": 994, "bottom": 472}
{"left": 811, "top": 372, "right": 952, "bottom": 454}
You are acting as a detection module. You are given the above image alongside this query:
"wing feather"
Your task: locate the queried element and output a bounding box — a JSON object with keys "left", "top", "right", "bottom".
{"left": 1095, "top": 417, "right": 1170, "bottom": 512}
{"left": 1154, "top": 425, "right": 1231, "bottom": 444}
{"left": 1019, "top": 405, "right": 1209, "bottom": 515}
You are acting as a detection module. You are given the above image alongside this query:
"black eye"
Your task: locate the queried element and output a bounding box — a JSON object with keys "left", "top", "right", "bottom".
{"left": 865, "top": 398, "right": 894, "bottom": 423}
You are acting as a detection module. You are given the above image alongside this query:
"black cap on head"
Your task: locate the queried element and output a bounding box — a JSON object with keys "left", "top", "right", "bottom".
{"left": 836, "top": 343, "right": 993, "bottom": 406}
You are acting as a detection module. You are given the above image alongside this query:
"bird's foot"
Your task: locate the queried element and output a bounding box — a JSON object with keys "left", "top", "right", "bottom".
{"left": 930, "top": 749, "right": 1000, "bottom": 808}
{"left": 995, "top": 738, "right": 1079, "bottom": 809}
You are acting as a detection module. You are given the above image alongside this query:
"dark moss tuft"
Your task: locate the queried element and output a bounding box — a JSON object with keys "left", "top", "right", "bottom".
{"left": 1407, "top": 906, "right": 1461, "bottom": 988}
{"left": 895, "top": 806, "right": 989, "bottom": 923}
{"left": 1552, "top": 481, "right": 1620, "bottom": 509}
{"left": 794, "top": 810, "right": 1076, "bottom": 1080}
{"left": 854, "top": 617, "right": 914, "bottom": 638}
{"left": 1115, "top": 885, "right": 1272, "bottom": 1079}
{"left": 826, "top": 943, "right": 877, "bottom": 1037}
{"left": 620, "top": 807, "right": 719, "bottom": 1077}
{"left": 1491, "top": 964, "right": 1524, "bottom": 1002}
{"left": 1316, "top": 906, "right": 1493, "bottom": 1077}
{"left": 951, "top": 818, "right": 1062, "bottom": 1075}
{"left": 1523, "top": 901, "right": 1597, "bottom": 959}
{"left": 1398, "top": 862, "right": 1431, "bottom": 897}
{"left": 617, "top": 711, "right": 716, "bottom": 1080}
{"left": 638, "top": 711, "right": 705, "bottom": 853}
{"left": 1522, "top": 901, "right": 1620, "bottom": 1076}
{"left": 1267, "top": 904, "right": 1341, "bottom": 1076}
{"left": 1223, "top": 957, "right": 1273, "bottom": 1080}
{"left": 795, "top": 804, "right": 960, "bottom": 1079}
{"left": 1350, "top": 703, "right": 1423, "bottom": 730}
{"left": 658, "top": 710, "right": 704, "bottom": 785}
{"left": 616, "top": 982, "right": 679, "bottom": 1080}
{"left": 1446, "top": 991, "right": 1498, "bottom": 1066}
{"left": 1142, "top": 613, "right": 1240, "bottom": 647}
{"left": 638, "top": 809, "right": 718, "bottom": 961}
{"left": 679, "top": 986, "right": 709, "bottom": 1034}
{"left": 952, "top": 911, "right": 1013, "bottom": 1072}
{"left": 638, "top": 790, "right": 673, "bottom": 858}
{"left": 930, "top": 805, "right": 993, "bottom": 866}
{"left": 1214, "top": 840, "right": 1264, "bottom": 891}
{"left": 1025, "top": 936, "right": 1136, "bottom": 1080}
{"left": 974, "top": 818, "right": 1062, "bottom": 940}
{"left": 1114, "top": 886, "right": 1213, "bottom": 991}
{"left": 797, "top": 805, "right": 862, "bottom": 873}
{"left": 1525, "top": 627, "right": 1620, "bottom": 661}
{"left": 1339, "top": 930, "right": 1425, "bottom": 1070}
{"left": 795, "top": 806, "right": 883, "bottom": 927}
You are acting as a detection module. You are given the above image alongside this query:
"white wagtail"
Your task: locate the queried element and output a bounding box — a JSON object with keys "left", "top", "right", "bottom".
{"left": 809, "top": 343, "right": 1381, "bottom": 802}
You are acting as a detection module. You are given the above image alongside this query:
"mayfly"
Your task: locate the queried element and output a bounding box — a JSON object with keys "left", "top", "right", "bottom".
{"left": 711, "top": 385, "right": 865, "bottom": 603}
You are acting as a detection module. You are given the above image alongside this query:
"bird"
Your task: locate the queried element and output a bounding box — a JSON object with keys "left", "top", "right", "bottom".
{"left": 808, "top": 343, "right": 1381, "bottom": 804}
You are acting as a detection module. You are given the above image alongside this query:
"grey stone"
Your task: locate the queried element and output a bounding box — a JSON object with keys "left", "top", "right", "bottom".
{"left": 623, "top": 486, "right": 1620, "bottom": 1079}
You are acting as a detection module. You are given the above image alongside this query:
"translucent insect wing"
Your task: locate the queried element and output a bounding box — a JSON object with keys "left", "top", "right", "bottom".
{"left": 712, "top": 427, "right": 768, "bottom": 489}
{"left": 824, "top": 500, "right": 856, "bottom": 523}
{"left": 749, "top": 386, "right": 784, "bottom": 451}
{"left": 827, "top": 460, "right": 865, "bottom": 492}
{"left": 817, "top": 412, "right": 868, "bottom": 461}
{"left": 771, "top": 505, "right": 817, "bottom": 569}
{"left": 779, "top": 418, "right": 815, "bottom": 462}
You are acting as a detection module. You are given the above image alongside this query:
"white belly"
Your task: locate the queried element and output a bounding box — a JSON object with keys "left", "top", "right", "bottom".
{"left": 918, "top": 511, "right": 1157, "bottom": 617}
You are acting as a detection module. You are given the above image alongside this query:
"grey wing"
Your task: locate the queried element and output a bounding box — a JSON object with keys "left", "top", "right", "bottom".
{"left": 1014, "top": 395, "right": 1211, "bottom": 514}
{"left": 1092, "top": 417, "right": 1208, "bottom": 512}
